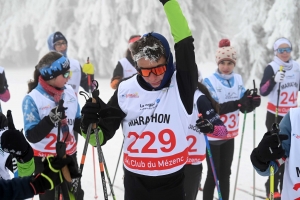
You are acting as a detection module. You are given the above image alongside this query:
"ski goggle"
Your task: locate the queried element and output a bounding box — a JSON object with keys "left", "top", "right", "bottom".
{"left": 63, "top": 71, "right": 71, "bottom": 78}
{"left": 137, "top": 64, "right": 167, "bottom": 77}
{"left": 277, "top": 47, "right": 292, "bottom": 54}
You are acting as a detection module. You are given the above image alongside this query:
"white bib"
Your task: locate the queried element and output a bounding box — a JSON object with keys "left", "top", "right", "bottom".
{"left": 28, "top": 85, "right": 77, "bottom": 157}
{"left": 281, "top": 107, "right": 300, "bottom": 199}
{"left": 267, "top": 61, "right": 300, "bottom": 116}
{"left": 206, "top": 74, "right": 243, "bottom": 141}
{"left": 186, "top": 90, "right": 206, "bottom": 165}
{"left": 0, "top": 149, "right": 10, "bottom": 180}
{"left": 118, "top": 72, "right": 191, "bottom": 176}
{"left": 119, "top": 58, "right": 137, "bottom": 78}
{"left": 67, "top": 58, "right": 82, "bottom": 94}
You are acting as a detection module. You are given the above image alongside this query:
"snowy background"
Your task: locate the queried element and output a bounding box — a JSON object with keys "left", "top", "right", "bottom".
{"left": 1, "top": 0, "right": 300, "bottom": 86}
{"left": 1, "top": 0, "right": 300, "bottom": 199}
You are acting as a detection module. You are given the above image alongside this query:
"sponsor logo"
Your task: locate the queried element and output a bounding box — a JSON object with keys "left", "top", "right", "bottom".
{"left": 225, "top": 92, "right": 238, "bottom": 100}
{"left": 206, "top": 109, "right": 214, "bottom": 115}
{"left": 121, "top": 92, "right": 139, "bottom": 98}
{"left": 40, "top": 104, "right": 51, "bottom": 110}
{"left": 216, "top": 86, "right": 222, "bottom": 92}
{"left": 66, "top": 97, "right": 76, "bottom": 103}
{"left": 140, "top": 99, "right": 160, "bottom": 110}
{"left": 286, "top": 74, "right": 295, "bottom": 79}
{"left": 293, "top": 134, "right": 300, "bottom": 139}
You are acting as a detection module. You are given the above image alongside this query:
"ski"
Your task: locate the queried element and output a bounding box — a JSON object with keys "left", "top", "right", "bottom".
{"left": 236, "top": 187, "right": 266, "bottom": 199}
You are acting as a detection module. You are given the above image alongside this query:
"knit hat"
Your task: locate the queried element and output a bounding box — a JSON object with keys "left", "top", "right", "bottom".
{"left": 39, "top": 56, "right": 70, "bottom": 80}
{"left": 273, "top": 38, "right": 292, "bottom": 55}
{"left": 53, "top": 31, "right": 67, "bottom": 44}
{"left": 215, "top": 39, "right": 237, "bottom": 65}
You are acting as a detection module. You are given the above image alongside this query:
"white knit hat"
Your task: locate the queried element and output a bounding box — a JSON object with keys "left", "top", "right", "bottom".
{"left": 215, "top": 39, "right": 237, "bottom": 65}
{"left": 273, "top": 38, "right": 292, "bottom": 51}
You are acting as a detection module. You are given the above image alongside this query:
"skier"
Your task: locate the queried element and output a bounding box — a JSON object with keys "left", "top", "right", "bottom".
{"left": 184, "top": 81, "right": 227, "bottom": 200}
{"left": 80, "top": 0, "right": 198, "bottom": 199}
{"left": 47, "top": 31, "right": 89, "bottom": 94}
{"left": 22, "top": 51, "right": 86, "bottom": 200}
{"left": 202, "top": 39, "right": 261, "bottom": 200}
{"left": 0, "top": 122, "right": 78, "bottom": 200}
{"left": 110, "top": 34, "right": 141, "bottom": 89}
{"left": 250, "top": 107, "right": 300, "bottom": 199}
{"left": 0, "top": 66, "right": 10, "bottom": 112}
{"left": 259, "top": 37, "right": 300, "bottom": 199}
{"left": 0, "top": 112, "right": 13, "bottom": 180}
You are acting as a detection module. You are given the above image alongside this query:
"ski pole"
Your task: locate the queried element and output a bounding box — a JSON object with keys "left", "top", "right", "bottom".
{"left": 232, "top": 110, "right": 247, "bottom": 200}
{"left": 93, "top": 125, "right": 109, "bottom": 200}
{"left": 89, "top": 82, "right": 109, "bottom": 200}
{"left": 55, "top": 100, "right": 72, "bottom": 200}
{"left": 100, "top": 147, "right": 117, "bottom": 200}
{"left": 199, "top": 114, "right": 223, "bottom": 200}
{"left": 270, "top": 66, "right": 283, "bottom": 200}
{"left": 71, "top": 89, "right": 98, "bottom": 198}
{"left": 71, "top": 122, "right": 93, "bottom": 198}
{"left": 84, "top": 56, "right": 98, "bottom": 199}
{"left": 252, "top": 80, "right": 256, "bottom": 200}
{"left": 109, "top": 140, "right": 124, "bottom": 196}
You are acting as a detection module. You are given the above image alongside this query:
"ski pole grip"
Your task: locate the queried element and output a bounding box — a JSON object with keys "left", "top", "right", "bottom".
{"left": 61, "top": 156, "right": 72, "bottom": 183}
{"left": 56, "top": 141, "right": 72, "bottom": 182}
{"left": 279, "top": 66, "right": 283, "bottom": 72}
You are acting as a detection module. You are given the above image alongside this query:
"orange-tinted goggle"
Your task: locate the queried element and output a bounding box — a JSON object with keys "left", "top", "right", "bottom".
{"left": 137, "top": 64, "right": 167, "bottom": 77}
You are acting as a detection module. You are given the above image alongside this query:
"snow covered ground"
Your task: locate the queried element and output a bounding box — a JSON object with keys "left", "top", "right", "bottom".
{"left": 2, "top": 65, "right": 288, "bottom": 200}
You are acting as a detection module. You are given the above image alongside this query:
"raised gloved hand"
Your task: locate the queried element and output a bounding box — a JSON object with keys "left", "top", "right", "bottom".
{"left": 1, "top": 110, "right": 33, "bottom": 163}
{"left": 196, "top": 118, "right": 214, "bottom": 134}
{"left": 30, "top": 155, "right": 75, "bottom": 194}
{"left": 48, "top": 100, "right": 67, "bottom": 124}
{"left": 250, "top": 124, "right": 288, "bottom": 170}
{"left": 273, "top": 70, "right": 285, "bottom": 83}
{"left": 1, "top": 129, "right": 33, "bottom": 163}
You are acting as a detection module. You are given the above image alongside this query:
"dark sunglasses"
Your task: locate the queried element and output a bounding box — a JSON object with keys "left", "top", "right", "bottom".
{"left": 277, "top": 47, "right": 292, "bottom": 54}
{"left": 137, "top": 64, "right": 167, "bottom": 77}
{"left": 63, "top": 71, "right": 71, "bottom": 78}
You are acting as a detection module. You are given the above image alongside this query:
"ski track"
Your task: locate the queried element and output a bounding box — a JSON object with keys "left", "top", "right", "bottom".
{"left": 3, "top": 67, "right": 293, "bottom": 200}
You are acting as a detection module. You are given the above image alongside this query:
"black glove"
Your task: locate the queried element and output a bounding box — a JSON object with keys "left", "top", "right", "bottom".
{"left": 196, "top": 118, "right": 214, "bottom": 134}
{"left": 0, "top": 112, "right": 8, "bottom": 129}
{"left": 0, "top": 72, "right": 8, "bottom": 94}
{"left": 30, "top": 155, "right": 74, "bottom": 194}
{"left": 81, "top": 98, "right": 101, "bottom": 132}
{"left": 251, "top": 86, "right": 261, "bottom": 108}
{"left": 238, "top": 89, "right": 253, "bottom": 112}
{"left": 48, "top": 100, "right": 67, "bottom": 124}
{"left": 1, "top": 129, "right": 33, "bottom": 163}
{"left": 250, "top": 130, "right": 288, "bottom": 171}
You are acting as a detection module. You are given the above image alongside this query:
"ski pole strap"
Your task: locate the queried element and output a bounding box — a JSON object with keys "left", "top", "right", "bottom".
{"left": 275, "top": 156, "right": 286, "bottom": 167}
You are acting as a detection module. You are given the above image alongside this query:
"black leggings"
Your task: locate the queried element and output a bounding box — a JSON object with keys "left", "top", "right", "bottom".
{"left": 203, "top": 139, "right": 234, "bottom": 200}
{"left": 184, "top": 164, "right": 203, "bottom": 200}
{"left": 124, "top": 167, "right": 185, "bottom": 200}
{"left": 265, "top": 111, "right": 284, "bottom": 195}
